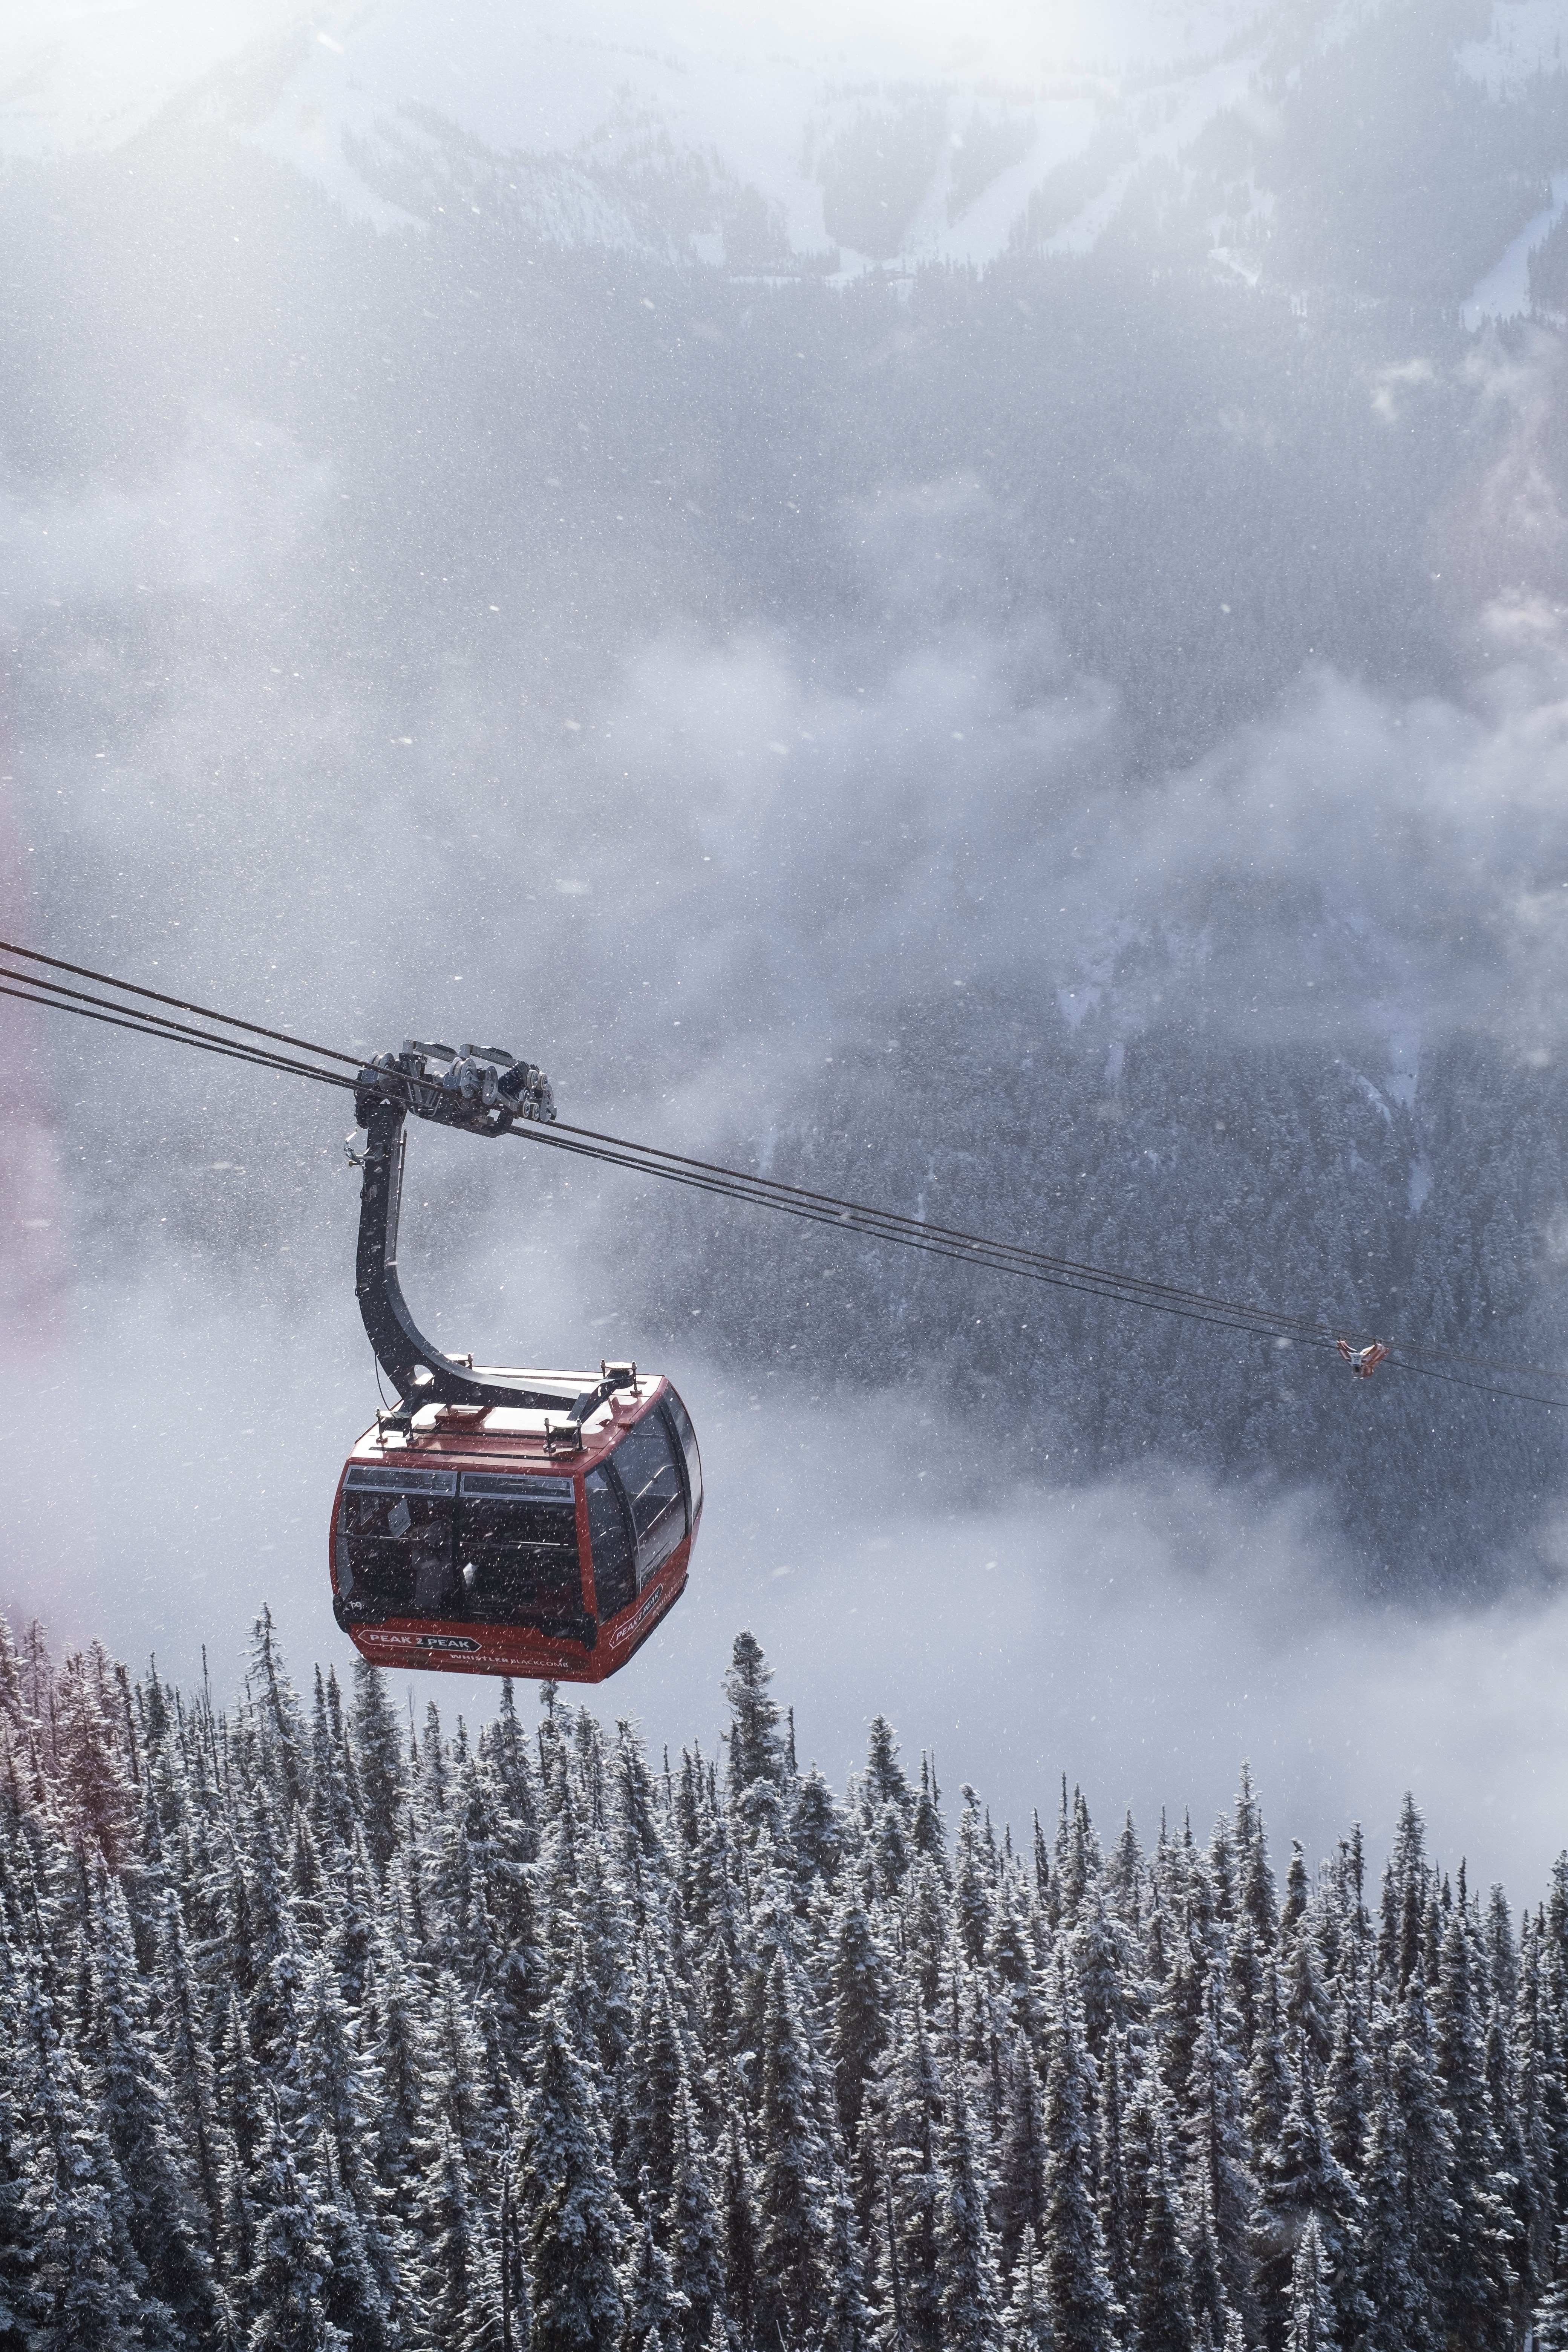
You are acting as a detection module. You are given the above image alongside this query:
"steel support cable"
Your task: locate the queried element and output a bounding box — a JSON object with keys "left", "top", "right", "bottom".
{"left": 520, "top": 1125, "right": 1568, "bottom": 1410}
{"left": 536, "top": 1119, "right": 1568, "bottom": 1391}
{"left": 540, "top": 1118, "right": 1341, "bottom": 1349}
{"left": 513, "top": 1122, "right": 1350, "bottom": 1352}
{"left": 521, "top": 1125, "right": 1568, "bottom": 1402}
{"left": 550, "top": 1181, "right": 1342, "bottom": 1347}
{"left": 0, "top": 979, "right": 358, "bottom": 1092}
{"left": 4, "top": 938, "right": 1567, "bottom": 1406}
{"left": 0, "top": 934, "right": 1496, "bottom": 1352}
{"left": 0, "top": 931, "right": 1335, "bottom": 1344}
{"left": 536, "top": 1120, "right": 1565, "bottom": 1384}
{"left": 0, "top": 937, "right": 359, "bottom": 1068}
{"left": 1373, "top": 1355, "right": 1568, "bottom": 1413}
{"left": 5, "top": 967, "right": 1342, "bottom": 1352}
{"left": 0, "top": 964, "right": 361, "bottom": 1090}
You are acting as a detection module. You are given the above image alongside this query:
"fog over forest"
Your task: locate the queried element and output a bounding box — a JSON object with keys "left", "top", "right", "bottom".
{"left": 4, "top": 0, "right": 1568, "bottom": 1888}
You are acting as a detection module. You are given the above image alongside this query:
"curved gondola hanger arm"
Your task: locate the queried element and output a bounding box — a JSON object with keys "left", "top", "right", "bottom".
{"left": 351, "top": 1043, "right": 635, "bottom": 1434}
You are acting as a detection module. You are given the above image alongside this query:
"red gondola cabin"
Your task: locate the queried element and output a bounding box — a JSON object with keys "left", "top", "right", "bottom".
{"left": 331, "top": 1370, "right": 701, "bottom": 1682}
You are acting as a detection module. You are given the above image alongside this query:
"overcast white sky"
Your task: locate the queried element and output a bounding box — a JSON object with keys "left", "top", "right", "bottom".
{"left": 0, "top": 0, "right": 1266, "bottom": 111}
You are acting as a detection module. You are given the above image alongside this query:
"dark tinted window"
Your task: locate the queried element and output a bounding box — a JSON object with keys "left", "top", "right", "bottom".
{"left": 586, "top": 1466, "right": 636, "bottom": 1619}
{"left": 338, "top": 1468, "right": 458, "bottom": 1616}
{"left": 663, "top": 1387, "right": 703, "bottom": 1519}
{"left": 457, "top": 1473, "right": 585, "bottom": 1632}
{"left": 612, "top": 1409, "right": 686, "bottom": 1586}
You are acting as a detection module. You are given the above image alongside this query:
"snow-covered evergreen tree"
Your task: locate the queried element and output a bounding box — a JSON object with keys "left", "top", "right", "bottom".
{"left": 718, "top": 2112, "right": 759, "bottom": 2352}
{"left": 0, "top": 1931, "right": 40, "bottom": 2352}
{"left": 665, "top": 2082, "right": 725, "bottom": 2352}
{"left": 10, "top": 1614, "right": 1568, "bottom": 2352}
{"left": 622, "top": 2170, "right": 688, "bottom": 2352}
{"left": 1001, "top": 2225, "right": 1051, "bottom": 2352}
{"left": 937, "top": 2066, "right": 1002, "bottom": 2352}
{"left": 516, "top": 1997, "right": 628, "bottom": 2352}
{"left": 1286, "top": 2216, "right": 1335, "bottom": 2352}
{"left": 753, "top": 1952, "right": 835, "bottom": 2349}
{"left": 874, "top": 1994, "right": 946, "bottom": 2352}
{"left": 1041, "top": 1966, "right": 1116, "bottom": 2352}
{"left": 830, "top": 1895, "right": 892, "bottom": 2153}
{"left": 997, "top": 2035, "right": 1049, "bottom": 2283}
{"left": 1432, "top": 1907, "right": 1518, "bottom": 2350}
{"left": 1133, "top": 2122, "right": 1193, "bottom": 2352}
{"left": 243, "top": 2099, "right": 342, "bottom": 2352}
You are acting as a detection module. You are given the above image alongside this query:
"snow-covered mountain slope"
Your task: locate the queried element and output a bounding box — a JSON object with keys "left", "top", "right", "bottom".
{"left": 12, "top": 0, "right": 1548, "bottom": 293}
{"left": 1461, "top": 0, "right": 1568, "bottom": 93}
{"left": 0, "top": 0, "right": 1282, "bottom": 268}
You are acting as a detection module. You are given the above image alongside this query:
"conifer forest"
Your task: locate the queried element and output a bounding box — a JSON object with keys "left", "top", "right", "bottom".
{"left": 4, "top": 1610, "right": 1564, "bottom": 2352}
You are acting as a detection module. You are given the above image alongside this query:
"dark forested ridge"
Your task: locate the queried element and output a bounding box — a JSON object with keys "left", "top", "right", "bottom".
{"left": 6, "top": 1611, "right": 1568, "bottom": 2352}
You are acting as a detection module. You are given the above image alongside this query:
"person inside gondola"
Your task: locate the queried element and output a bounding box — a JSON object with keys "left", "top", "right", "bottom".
{"left": 412, "top": 1524, "right": 461, "bottom": 1614}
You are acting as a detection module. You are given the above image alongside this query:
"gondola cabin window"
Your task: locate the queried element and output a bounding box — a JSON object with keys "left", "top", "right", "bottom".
{"left": 456, "top": 1471, "right": 586, "bottom": 1635}
{"left": 337, "top": 1466, "right": 458, "bottom": 1614}
{"left": 664, "top": 1386, "right": 703, "bottom": 1518}
{"left": 586, "top": 1465, "right": 636, "bottom": 1618}
{"left": 612, "top": 1406, "right": 688, "bottom": 1587}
